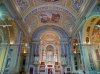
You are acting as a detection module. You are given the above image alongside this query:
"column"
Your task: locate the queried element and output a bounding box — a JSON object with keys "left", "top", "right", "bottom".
{"left": 13, "top": 31, "right": 22, "bottom": 73}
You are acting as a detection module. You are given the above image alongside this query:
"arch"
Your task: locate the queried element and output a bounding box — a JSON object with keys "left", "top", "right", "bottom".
{"left": 0, "top": 15, "right": 18, "bottom": 44}
{"left": 72, "top": 39, "right": 78, "bottom": 54}
{"left": 21, "top": 37, "right": 29, "bottom": 53}
{"left": 82, "top": 16, "right": 100, "bottom": 71}
{"left": 39, "top": 31, "right": 61, "bottom": 73}
{"left": 32, "top": 25, "right": 68, "bottom": 42}
{"left": 40, "top": 31, "right": 60, "bottom": 40}
{"left": 82, "top": 16, "right": 100, "bottom": 44}
{"left": 40, "top": 31, "right": 60, "bottom": 51}
{"left": 46, "top": 45, "right": 54, "bottom": 51}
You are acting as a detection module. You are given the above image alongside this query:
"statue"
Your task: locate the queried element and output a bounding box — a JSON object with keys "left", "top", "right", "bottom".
{"left": 47, "top": 51, "right": 53, "bottom": 61}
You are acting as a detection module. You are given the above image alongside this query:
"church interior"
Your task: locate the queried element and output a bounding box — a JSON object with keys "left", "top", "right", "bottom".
{"left": 0, "top": 0, "right": 100, "bottom": 74}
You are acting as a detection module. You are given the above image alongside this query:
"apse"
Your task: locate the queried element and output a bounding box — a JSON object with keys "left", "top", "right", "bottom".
{"left": 30, "top": 25, "right": 71, "bottom": 74}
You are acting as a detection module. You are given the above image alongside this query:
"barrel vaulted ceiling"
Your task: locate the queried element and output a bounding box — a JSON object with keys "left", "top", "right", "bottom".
{"left": 3, "top": 0, "right": 96, "bottom": 38}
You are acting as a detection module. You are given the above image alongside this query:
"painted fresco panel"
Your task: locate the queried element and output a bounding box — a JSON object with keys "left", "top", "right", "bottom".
{"left": 71, "top": 0, "right": 85, "bottom": 12}
{"left": 64, "top": 21, "right": 72, "bottom": 32}
{"left": 40, "top": 12, "right": 60, "bottom": 23}
{"left": 16, "top": 0, "right": 30, "bottom": 10}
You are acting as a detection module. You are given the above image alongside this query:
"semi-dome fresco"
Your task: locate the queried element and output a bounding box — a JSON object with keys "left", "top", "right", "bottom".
{"left": 42, "top": 0, "right": 60, "bottom": 2}
{"left": 40, "top": 12, "right": 60, "bottom": 23}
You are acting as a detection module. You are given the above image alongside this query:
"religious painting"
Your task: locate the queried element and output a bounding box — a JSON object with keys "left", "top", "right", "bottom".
{"left": 16, "top": 0, "right": 30, "bottom": 10}
{"left": 40, "top": 12, "right": 60, "bottom": 23}
{"left": 95, "top": 49, "right": 100, "bottom": 60}
{"left": 71, "top": 0, "right": 84, "bottom": 12}
{"left": 45, "top": 45, "right": 54, "bottom": 62}
{"left": 89, "top": 53, "right": 93, "bottom": 63}
{"left": 42, "top": 0, "right": 59, "bottom": 2}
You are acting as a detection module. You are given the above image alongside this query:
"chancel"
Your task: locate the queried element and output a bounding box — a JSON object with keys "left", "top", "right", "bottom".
{"left": 0, "top": 0, "right": 100, "bottom": 74}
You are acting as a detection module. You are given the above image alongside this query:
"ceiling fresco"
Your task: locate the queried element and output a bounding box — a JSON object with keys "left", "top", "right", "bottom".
{"left": 4, "top": 0, "right": 96, "bottom": 38}
{"left": 40, "top": 12, "right": 60, "bottom": 23}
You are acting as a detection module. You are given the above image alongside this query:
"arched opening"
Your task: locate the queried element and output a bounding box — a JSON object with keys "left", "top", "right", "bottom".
{"left": 0, "top": 14, "right": 18, "bottom": 73}
{"left": 20, "top": 38, "right": 29, "bottom": 72}
{"left": 4, "top": 16, "right": 18, "bottom": 44}
{"left": 0, "top": 12, "right": 18, "bottom": 44}
{"left": 31, "top": 25, "right": 69, "bottom": 74}
{"left": 72, "top": 39, "right": 78, "bottom": 54}
{"left": 39, "top": 31, "right": 61, "bottom": 74}
{"left": 82, "top": 16, "right": 100, "bottom": 73}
